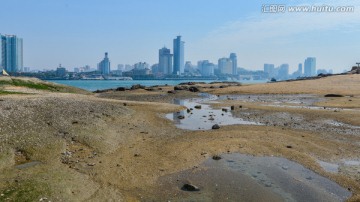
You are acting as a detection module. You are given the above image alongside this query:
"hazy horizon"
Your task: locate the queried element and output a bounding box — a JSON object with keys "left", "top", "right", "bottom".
{"left": 1, "top": 0, "right": 359, "bottom": 73}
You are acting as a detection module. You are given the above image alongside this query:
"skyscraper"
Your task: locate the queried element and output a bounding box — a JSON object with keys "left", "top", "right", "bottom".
{"left": 229, "top": 53, "right": 237, "bottom": 75}
{"left": 158, "top": 47, "right": 173, "bottom": 75}
{"left": 218, "top": 58, "right": 233, "bottom": 75}
{"left": 298, "top": 63, "right": 303, "bottom": 74}
{"left": 0, "top": 34, "right": 23, "bottom": 73}
{"left": 304, "top": 57, "right": 316, "bottom": 77}
{"left": 198, "top": 60, "right": 215, "bottom": 76}
{"left": 98, "top": 52, "right": 111, "bottom": 75}
{"left": 173, "top": 36, "right": 184, "bottom": 75}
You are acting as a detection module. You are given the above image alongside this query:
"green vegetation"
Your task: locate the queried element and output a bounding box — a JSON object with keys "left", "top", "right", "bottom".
{"left": 11, "top": 79, "right": 58, "bottom": 91}
{"left": 0, "top": 78, "right": 89, "bottom": 94}
{"left": 0, "top": 90, "right": 27, "bottom": 95}
{"left": 0, "top": 180, "right": 51, "bottom": 202}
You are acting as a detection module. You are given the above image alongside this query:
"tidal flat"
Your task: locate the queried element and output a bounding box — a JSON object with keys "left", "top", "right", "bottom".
{"left": 0, "top": 75, "right": 359, "bottom": 201}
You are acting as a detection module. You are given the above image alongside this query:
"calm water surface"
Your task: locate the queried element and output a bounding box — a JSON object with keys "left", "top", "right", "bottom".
{"left": 48, "top": 79, "right": 267, "bottom": 91}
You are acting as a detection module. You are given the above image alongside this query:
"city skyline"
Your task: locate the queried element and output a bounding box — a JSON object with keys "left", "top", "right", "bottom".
{"left": 1, "top": 0, "right": 359, "bottom": 73}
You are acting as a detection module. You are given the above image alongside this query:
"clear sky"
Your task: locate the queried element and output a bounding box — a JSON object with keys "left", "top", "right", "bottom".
{"left": 1, "top": 0, "right": 359, "bottom": 73}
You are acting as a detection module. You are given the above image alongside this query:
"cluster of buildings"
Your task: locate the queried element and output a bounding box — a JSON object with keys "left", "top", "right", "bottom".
{"left": 263, "top": 57, "right": 326, "bottom": 80}
{"left": 2, "top": 33, "right": 337, "bottom": 81}
{"left": 0, "top": 34, "right": 23, "bottom": 73}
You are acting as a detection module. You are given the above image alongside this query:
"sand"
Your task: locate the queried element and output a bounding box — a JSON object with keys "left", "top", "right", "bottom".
{"left": 0, "top": 75, "right": 359, "bottom": 201}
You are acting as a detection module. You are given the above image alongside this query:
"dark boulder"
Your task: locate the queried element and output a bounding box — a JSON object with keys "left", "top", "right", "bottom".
{"left": 130, "top": 84, "right": 145, "bottom": 90}
{"left": 115, "top": 87, "right": 126, "bottom": 91}
{"left": 212, "top": 155, "right": 222, "bottom": 160}
{"left": 189, "top": 86, "right": 199, "bottom": 92}
{"left": 212, "top": 124, "right": 220, "bottom": 129}
{"left": 324, "top": 94, "right": 344, "bottom": 97}
{"left": 181, "top": 183, "right": 200, "bottom": 191}
{"left": 194, "top": 105, "right": 202, "bottom": 109}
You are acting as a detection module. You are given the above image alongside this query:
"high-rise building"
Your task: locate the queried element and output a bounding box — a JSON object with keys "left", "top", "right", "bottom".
{"left": 278, "top": 64, "right": 289, "bottom": 80}
{"left": 173, "top": 36, "right": 184, "bottom": 75}
{"left": 229, "top": 53, "right": 237, "bottom": 75}
{"left": 298, "top": 63, "right": 302, "bottom": 74}
{"left": 218, "top": 58, "right": 233, "bottom": 75}
{"left": 198, "top": 60, "right": 215, "bottom": 76}
{"left": 304, "top": 57, "right": 316, "bottom": 77}
{"left": 98, "top": 52, "right": 111, "bottom": 75}
{"left": 0, "top": 34, "right": 23, "bottom": 73}
{"left": 158, "top": 47, "right": 173, "bottom": 75}
{"left": 263, "top": 63, "right": 275, "bottom": 78}
{"left": 0, "top": 37, "right": 3, "bottom": 71}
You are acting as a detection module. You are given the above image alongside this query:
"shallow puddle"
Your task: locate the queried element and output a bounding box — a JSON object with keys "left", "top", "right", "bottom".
{"left": 15, "top": 161, "right": 41, "bottom": 169}
{"left": 166, "top": 98, "right": 262, "bottom": 130}
{"left": 146, "top": 153, "right": 351, "bottom": 202}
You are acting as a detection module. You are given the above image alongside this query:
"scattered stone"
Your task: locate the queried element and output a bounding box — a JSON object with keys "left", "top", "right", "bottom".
{"left": 181, "top": 183, "right": 200, "bottom": 191}
{"left": 212, "top": 155, "right": 222, "bottom": 160}
{"left": 174, "top": 86, "right": 185, "bottom": 90}
{"left": 212, "top": 124, "right": 220, "bottom": 129}
{"left": 87, "top": 163, "right": 96, "bottom": 166}
{"left": 189, "top": 86, "right": 199, "bottom": 92}
{"left": 134, "top": 153, "right": 140, "bottom": 157}
{"left": 230, "top": 106, "right": 235, "bottom": 110}
{"left": 177, "top": 115, "right": 185, "bottom": 119}
{"left": 130, "top": 84, "right": 145, "bottom": 90}
{"left": 167, "top": 90, "right": 176, "bottom": 94}
{"left": 324, "top": 94, "right": 344, "bottom": 97}
{"left": 286, "top": 145, "right": 293, "bottom": 149}
{"left": 239, "top": 105, "right": 243, "bottom": 108}
{"left": 72, "top": 121, "right": 79, "bottom": 124}
{"left": 194, "top": 105, "right": 202, "bottom": 109}
{"left": 115, "top": 87, "right": 126, "bottom": 91}
{"left": 186, "top": 109, "right": 191, "bottom": 113}
{"left": 222, "top": 108, "right": 228, "bottom": 112}
{"left": 123, "top": 103, "right": 127, "bottom": 106}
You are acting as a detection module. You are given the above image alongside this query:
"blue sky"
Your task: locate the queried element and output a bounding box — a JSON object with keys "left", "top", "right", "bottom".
{"left": 1, "top": 0, "right": 359, "bottom": 73}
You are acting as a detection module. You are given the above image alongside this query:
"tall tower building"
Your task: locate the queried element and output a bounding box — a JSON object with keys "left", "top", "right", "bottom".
{"left": 304, "top": 57, "right": 316, "bottom": 77}
{"left": 0, "top": 34, "right": 23, "bottom": 73}
{"left": 229, "top": 53, "right": 237, "bottom": 75}
{"left": 173, "top": 36, "right": 184, "bottom": 75}
{"left": 158, "top": 47, "right": 173, "bottom": 75}
{"left": 298, "top": 63, "right": 303, "bottom": 74}
{"left": 98, "top": 52, "right": 111, "bottom": 75}
{"left": 218, "top": 58, "right": 233, "bottom": 75}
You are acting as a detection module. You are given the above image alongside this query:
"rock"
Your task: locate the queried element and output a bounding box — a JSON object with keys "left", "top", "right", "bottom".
{"left": 212, "top": 124, "right": 220, "bottom": 129}
{"left": 286, "top": 145, "right": 293, "bottom": 149}
{"left": 186, "top": 109, "right": 191, "bottom": 113}
{"left": 167, "top": 90, "right": 176, "bottom": 94}
{"left": 174, "top": 86, "right": 185, "bottom": 90}
{"left": 145, "top": 88, "right": 155, "bottom": 91}
{"left": 115, "top": 87, "right": 126, "bottom": 91}
{"left": 130, "top": 84, "right": 145, "bottom": 90}
{"left": 221, "top": 108, "right": 228, "bottom": 112}
{"left": 181, "top": 183, "right": 200, "bottom": 191}
{"left": 194, "top": 105, "right": 202, "bottom": 109}
{"left": 239, "top": 105, "right": 243, "bottom": 108}
{"left": 177, "top": 115, "right": 185, "bottom": 119}
{"left": 189, "top": 86, "right": 199, "bottom": 92}
{"left": 212, "top": 155, "right": 222, "bottom": 160}
{"left": 230, "top": 106, "right": 235, "bottom": 110}
{"left": 324, "top": 94, "right": 344, "bottom": 97}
